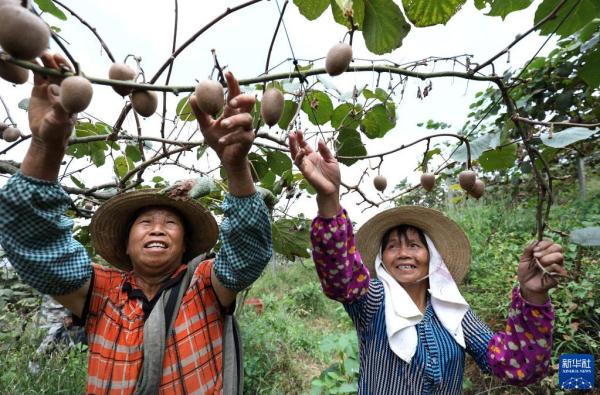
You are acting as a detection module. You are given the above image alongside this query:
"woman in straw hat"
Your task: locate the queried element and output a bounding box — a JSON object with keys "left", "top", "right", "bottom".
{"left": 0, "top": 53, "right": 272, "bottom": 394}
{"left": 289, "top": 131, "right": 566, "bottom": 394}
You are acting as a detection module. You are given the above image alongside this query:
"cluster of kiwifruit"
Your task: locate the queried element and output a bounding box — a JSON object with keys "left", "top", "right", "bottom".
{"left": 0, "top": 121, "right": 20, "bottom": 142}
{"left": 420, "top": 170, "right": 485, "bottom": 199}
{"left": 0, "top": 2, "right": 95, "bottom": 116}
{"left": 108, "top": 62, "right": 159, "bottom": 117}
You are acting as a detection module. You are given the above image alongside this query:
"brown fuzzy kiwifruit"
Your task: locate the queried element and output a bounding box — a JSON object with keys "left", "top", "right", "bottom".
{"left": 108, "top": 63, "right": 136, "bottom": 96}
{"left": 194, "top": 80, "right": 224, "bottom": 116}
{"left": 420, "top": 173, "right": 436, "bottom": 192}
{"left": 468, "top": 179, "right": 485, "bottom": 199}
{"left": 131, "top": 90, "right": 158, "bottom": 117}
{"left": 373, "top": 175, "right": 387, "bottom": 192}
{"left": 458, "top": 170, "right": 476, "bottom": 192}
{"left": 59, "top": 76, "right": 93, "bottom": 113}
{"left": 325, "top": 42, "right": 353, "bottom": 76}
{"left": 2, "top": 126, "right": 20, "bottom": 142}
{"left": 261, "top": 88, "right": 284, "bottom": 127}
{"left": 0, "top": 58, "right": 29, "bottom": 84}
{"left": 0, "top": 4, "right": 50, "bottom": 60}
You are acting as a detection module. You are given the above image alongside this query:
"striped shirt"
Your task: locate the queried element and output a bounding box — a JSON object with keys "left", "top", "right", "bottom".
{"left": 311, "top": 208, "right": 554, "bottom": 394}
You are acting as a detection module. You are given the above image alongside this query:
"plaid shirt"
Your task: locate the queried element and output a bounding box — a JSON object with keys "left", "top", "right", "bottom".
{"left": 84, "top": 260, "right": 225, "bottom": 394}
{"left": 0, "top": 172, "right": 273, "bottom": 394}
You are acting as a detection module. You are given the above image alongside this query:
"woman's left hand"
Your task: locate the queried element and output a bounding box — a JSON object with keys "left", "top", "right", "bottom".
{"left": 517, "top": 239, "right": 567, "bottom": 303}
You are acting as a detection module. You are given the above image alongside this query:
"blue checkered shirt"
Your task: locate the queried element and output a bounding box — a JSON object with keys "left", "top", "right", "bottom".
{"left": 0, "top": 172, "right": 272, "bottom": 295}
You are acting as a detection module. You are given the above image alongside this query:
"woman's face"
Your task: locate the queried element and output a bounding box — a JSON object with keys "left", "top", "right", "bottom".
{"left": 381, "top": 227, "right": 429, "bottom": 285}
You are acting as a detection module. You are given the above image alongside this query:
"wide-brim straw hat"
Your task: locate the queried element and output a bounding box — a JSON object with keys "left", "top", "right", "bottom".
{"left": 356, "top": 205, "right": 471, "bottom": 284}
{"left": 90, "top": 189, "right": 218, "bottom": 272}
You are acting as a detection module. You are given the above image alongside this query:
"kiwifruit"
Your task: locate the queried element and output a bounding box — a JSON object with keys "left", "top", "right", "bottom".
{"left": 108, "top": 63, "right": 136, "bottom": 96}
{"left": 468, "top": 179, "right": 485, "bottom": 199}
{"left": 0, "top": 4, "right": 50, "bottom": 60}
{"left": 420, "top": 173, "right": 435, "bottom": 192}
{"left": 2, "top": 126, "right": 20, "bottom": 142}
{"left": 261, "top": 88, "right": 284, "bottom": 127}
{"left": 194, "top": 80, "right": 224, "bottom": 116}
{"left": 131, "top": 90, "right": 158, "bottom": 117}
{"left": 325, "top": 42, "right": 353, "bottom": 76}
{"left": 0, "top": 58, "right": 28, "bottom": 84}
{"left": 59, "top": 76, "right": 93, "bottom": 113}
{"left": 458, "top": 170, "right": 476, "bottom": 192}
{"left": 373, "top": 175, "right": 387, "bottom": 192}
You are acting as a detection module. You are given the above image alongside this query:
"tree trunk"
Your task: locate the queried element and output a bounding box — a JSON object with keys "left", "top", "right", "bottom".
{"left": 576, "top": 154, "right": 586, "bottom": 199}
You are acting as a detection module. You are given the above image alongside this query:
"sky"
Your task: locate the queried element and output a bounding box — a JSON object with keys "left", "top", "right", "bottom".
{"left": 0, "top": 0, "right": 557, "bottom": 225}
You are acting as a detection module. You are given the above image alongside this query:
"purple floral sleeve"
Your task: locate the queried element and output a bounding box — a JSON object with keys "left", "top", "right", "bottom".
{"left": 310, "top": 208, "right": 370, "bottom": 302}
{"left": 487, "top": 287, "right": 555, "bottom": 385}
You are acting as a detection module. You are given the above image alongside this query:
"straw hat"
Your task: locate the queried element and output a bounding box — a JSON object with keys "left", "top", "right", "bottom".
{"left": 90, "top": 189, "right": 218, "bottom": 271}
{"left": 355, "top": 205, "right": 471, "bottom": 284}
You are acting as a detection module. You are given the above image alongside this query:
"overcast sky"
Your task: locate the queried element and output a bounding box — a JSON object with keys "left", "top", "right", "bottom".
{"left": 0, "top": 0, "right": 556, "bottom": 224}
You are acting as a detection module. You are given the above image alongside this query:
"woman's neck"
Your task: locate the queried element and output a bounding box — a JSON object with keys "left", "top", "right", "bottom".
{"left": 402, "top": 280, "right": 429, "bottom": 314}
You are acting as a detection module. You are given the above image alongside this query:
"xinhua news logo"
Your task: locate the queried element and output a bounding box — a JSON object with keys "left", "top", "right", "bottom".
{"left": 559, "top": 354, "right": 595, "bottom": 390}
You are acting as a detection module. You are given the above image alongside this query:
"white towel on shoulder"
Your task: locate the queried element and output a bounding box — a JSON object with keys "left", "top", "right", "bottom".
{"left": 375, "top": 234, "right": 470, "bottom": 364}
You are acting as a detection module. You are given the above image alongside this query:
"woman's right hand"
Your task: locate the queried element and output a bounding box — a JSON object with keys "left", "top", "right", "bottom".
{"left": 28, "top": 52, "right": 76, "bottom": 148}
{"left": 289, "top": 131, "right": 341, "bottom": 216}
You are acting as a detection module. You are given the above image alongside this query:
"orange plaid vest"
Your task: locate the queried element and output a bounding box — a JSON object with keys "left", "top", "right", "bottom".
{"left": 83, "top": 260, "right": 224, "bottom": 394}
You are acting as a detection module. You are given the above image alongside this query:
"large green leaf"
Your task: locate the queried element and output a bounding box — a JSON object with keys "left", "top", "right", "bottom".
{"left": 570, "top": 227, "right": 600, "bottom": 246}
{"left": 125, "top": 144, "right": 142, "bottom": 163}
{"left": 331, "top": 0, "right": 365, "bottom": 29}
{"left": 176, "top": 95, "right": 196, "bottom": 122}
{"left": 535, "top": 0, "right": 600, "bottom": 38}
{"left": 34, "top": 0, "right": 67, "bottom": 21}
{"left": 113, "top": 156, "right": 129, "bottom": 178}
{"left": 294, "top": 0, "right": 330, "bottom": 20}
{"left": 267, "top": 150, "right": 292, "bottom": 176}
{"left": 580, "top": 49, "right": 600, "bottom": 89}
{"left": 335, "top": 128, "right": 367, "bottom": 166}
{"left": 475, "top": 0, "right": 533, "bottom": 19}
{"left": 301, "top": 91, "right": 334, "bottom": 125}
{"left": 478, "top": 143, "right": 516, "bottom": 171}
{"left": 272, "top": 218, "right": 311, "bottom": 260}
{"left": 540, "top": 127, "right": 598, "bottom": 148}
{"left": 278, "top": 100, "right": 298, "bottom": 130}
{"left": 363, "top": 0, "right": 410, "bottom": 54}
{"left": 331, "top": 103, "right": 360, "bottom": 130}
{"left": 249, "top": 152, "right": 270, "bottom": 180}
{"left": 402, "top": 0, "right": 466, "bottom": 26}
{"left": 452, "top": 130, "right": 502, "bottom": 162}
{"left": 360, "top": 104, "right": 395, "bottom": 139}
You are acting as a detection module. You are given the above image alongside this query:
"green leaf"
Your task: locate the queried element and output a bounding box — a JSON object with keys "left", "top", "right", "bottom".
{"left": 421, "top": 148, "right": 441, "bottom": 171}
{"left": 402, "top": 0, "right": 466, "bottom": 26}
{"left": 125, "top": 144, "right": 142, "bottom": 162}
{"left": 294, "top": 0, "right": 330, "bottom": 20}
{"left": 176, "top": 95, "right": 196, "bottom": 122}
{"left": 331, "top": 0, "right": 365, "bottom": 29}
{"left": 363, "top": 0, "right": 411, "bottom": 54}
{"left": 113, "top": 156, "right": 129, "bottom": 178}
{"left": 18, "top": 98, "right": 29, "bottom": 111}
{"left": 570, "top": 227, "right": 600, "bottom": 246}
{"left": 540, "top": 127, "right": 598, "bottom": 148}
{"left": 484, "top": 0, "right": 533, "bottom": 19}
{"left": 535, "top": 0, "right": 600, "bottom": 38}
{"left": 452, "top": 130, "right": 502, "bottom": 162}
{"left": 260, "top": 171, "right": 277, "bottom": 191}
{"left": 331, "top": 103, "right": 360, "bottom": 130}
{"left": 478, "top": 144, "right": 516, "bottom": 171}
{"left": 360, "top": 104, "right": 395, "bottom": 139}
{"left": 34, "top": 0, "right": 67, "bottom": 21}
{"left": 301, "top": 91, "right": 334, "bottom": 125}
{"left": 70, "top": 175, "right": 85, "bottom": 189}
{"left": 580, "top": 49, "right": 600, "bottom": 89}
{"left": 335, "top": 128, "right": 366, "bottom": 166}
{"left": 278, "top": 100, "right": 298, "bottom": 130}
{"left": 196, "top": 144, "right": 208, "bottom": 160}
{"left": 267, "top": 150, "right": 292, "bottom": 176}
{"left": 249, "top": 153, "right": 270, "bottom": 180}
{"left": 363, "top": 87, "right": 389, "bottom": 102}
